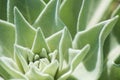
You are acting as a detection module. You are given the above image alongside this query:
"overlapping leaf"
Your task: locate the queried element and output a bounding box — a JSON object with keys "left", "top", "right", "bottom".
{"left": 0, "top": 20, "right": 15, "bottom": 57}
{"left": 7, "top": 0, "right": 45, "bottom": 24}
{"left": 33, "top": 0, "right": 65, "bottom": 37}
{"left": 72, "top": 16, "right": 118, "bottom": 80}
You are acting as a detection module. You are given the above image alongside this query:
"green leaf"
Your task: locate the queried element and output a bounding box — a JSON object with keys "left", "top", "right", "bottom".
{"left": 77, "top": 0, "right": 112, "bottom": 31}
{"left": 111, "top": 5, "right": 120, "bottom": 43}
{"left": 60, "top": 0, "right": 83, "bottom": 37}
{"left": 33, "top": 0, "right": 65, "bottom": 37}
{"left": 14, "top": 44, "right": 34, "bottom": 73}
{"left": 14, "top": 7, "right": 36, "bottom": 49}
{"left": 32, "top": 28, "right": 50, "bottom": 54}
{"left": 39, "top": 48, "right": 48, "bottom": 58}
{"left": 26, "top": 63, "right": 54, "bottom": 80}
{"left": 0, "top": 20, "right": 15, "bottom": 57}
{"left": 49, "top": 50, "right": 58, "bottom": 62}
{"left": 7, "top": 0, "right": 45, "bottom": 24}
{"left": 59, "top": 28, "right": 72, "bottom": 70}
{"left": 58, "top": 45, "right": 90, "bottom": 80}
{"left": 46, "top": 30, "right": 63, "bottom": 52}
{"left": 0, "top": 0, "right": 7, "bottom": 20}
{"left": 42, "top": 60, "right": 58, "bottom": 77}
{"left": 0, "top": 57, "right": 27, "bottom": 79}
{"left": 73, "top": 16, "right": 118, "bottom": 80}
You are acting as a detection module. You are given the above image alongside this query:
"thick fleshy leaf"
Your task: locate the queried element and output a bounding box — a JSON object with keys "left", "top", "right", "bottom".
{"left": 32, "top": 28, "right": 50, "bottom": 54}
{"left": 42, "top": 60, "right": 58, "bottom": 77}
{"left": 0, "top": 57, "right": 27, "bottom": 79}
{"left": 14, "top": 7, "right": 36, "bottom": 48}
{"left": 39, "top": 48, "right": 48, "bottom": 58}
{"left": 33, "top": 0, "right": 65, "bottom": 37}
{"left": 77, "top": 0, "right": 112, "bottom": 31}
{"left": 14, "top": 44, "right": 34, "bottom": 73}
{"left": 46, "top": 30, "right": 63, "bottom": 52}
{"left": 7, "top": 0, "right": 45, "bottom": 24}
{"left": 26, "top": 63, "right": 53, "bottom": 80}
{"left": 72, "top": 16, "right": 118, "bottom": 80}
{"left": 60, "top": 0, "right": 82, "bottom": 37}
{"left": 39, "top": 58, "right": 50, "bottom": 71}
{"left": 0, "top": 0, "right": 7, "bottom": 20}
{"left": 49, "top": 50, "right": 58, "bottom": 62}
{"left": 0, "top": 20, "right": 15, "bottom": 57}
{"left": 58, "top": 44, "right": 90, "bottom": 80}
{"left": 59, "top": 28, "right": 72, "bottom": 70}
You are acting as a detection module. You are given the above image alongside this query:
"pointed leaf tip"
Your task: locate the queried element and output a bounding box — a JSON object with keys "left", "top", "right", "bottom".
{"left": 33, "top": 0, "right": 64, "bottom": 37}
{"left": 32, "top": 27, "right": 50, "bottom": 54}
{"left": 14, "top": 7, "right": 36, "bottom": 48}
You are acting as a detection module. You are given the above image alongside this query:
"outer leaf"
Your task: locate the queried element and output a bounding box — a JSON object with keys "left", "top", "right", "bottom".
{"left": 7, "top": 0, "right": 45, "bottom": 24}
{"left": 0, "top": 0, "right": 7, "bottom": 20}
{"left": 33, "top": 0, "right": 65, "bottom": 37}
{"left": 58, "top": 44, "right": 90, "bottom": 80}
{"left": 32, "top": 28, "right": 50, "bottom": 54}
{"left": 73, "top": 16, "right": 118, "bottom": 80}
{"left": 14, "top": 44, "right": 34, "bottom": 73}
{"left": 0, "top": 57, "right": 27, "bottom": 79}
{"left": 77, "top": 0, "right": 112, "bottom": 31}
{"left": 0, "top": 20, "right": 15, "bottom": 57}
{"left": 14, "top": 7, "right": 36, "bottom": 49}
{"left": 60, "top": 0, "right": 82, "bottom": 37}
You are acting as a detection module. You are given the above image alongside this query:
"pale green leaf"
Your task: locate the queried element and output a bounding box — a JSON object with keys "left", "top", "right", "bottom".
{"left": 39, "top": 48, "right": 48, "bottom": 58}
{"left": 59, "top": 28, "right": 72, "bottom": 70}
{"left": 39, "top": 58, "right": 50, "bottom": 71}
{"left": 14, "top": 44, "right": 34, "bottom": 73}
{"left": 58, "top": 45, "right": 90, "bottom": 80}
{"left": 42, "top": 60, "right": 58, "bottom": 77}
{"left": 77, "top": 0, "right": 112, "bottom": 31}
{"left": 26, "top": 63, "right": 53, "bottom": 80}
{"left": 14, "top": 7, "right": 36, "bottom": 49}
{"left": 0, "top": 57, "right": 27, "bottom": 79}
{"left": 49, "top": 50, "right": 58, "bottom": 62}
{"left": 7, "top": 0, "right": 45, "bottom": 24}
{"left": 46, "top": 30, "right": 63, "bottom": 52}
{"left": 33, "top": 0, "right": 65, "bottom": 37}
{"left": 73, "top": 16, "right": 118, "bottom": 80}
{"left": 68, "top": 48, "right": 80, "bottom": 64}
{"left": 32, "top": 28, "right": 50, "bottom": 54}
{"left": 0, "top": 20, "right": 15, "bottom": 57}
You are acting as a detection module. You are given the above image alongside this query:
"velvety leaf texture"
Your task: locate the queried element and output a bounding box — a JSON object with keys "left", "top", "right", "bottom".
{"left": 0, "top": 0, "right": 120, "bottom": 80}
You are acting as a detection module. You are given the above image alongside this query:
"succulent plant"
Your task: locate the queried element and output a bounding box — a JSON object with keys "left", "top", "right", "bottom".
{"left": 0, "top": 0, "right": 120, "bottom": 80}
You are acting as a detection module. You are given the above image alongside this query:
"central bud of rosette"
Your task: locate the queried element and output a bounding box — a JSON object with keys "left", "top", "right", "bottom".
{"left": 14, "top": 44, "right": 59, "bottom": 79}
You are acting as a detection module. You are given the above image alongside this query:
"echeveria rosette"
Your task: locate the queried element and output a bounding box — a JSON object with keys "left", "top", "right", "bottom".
{"left": 0, "top": 0, "right": 120, "bottom": 80}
